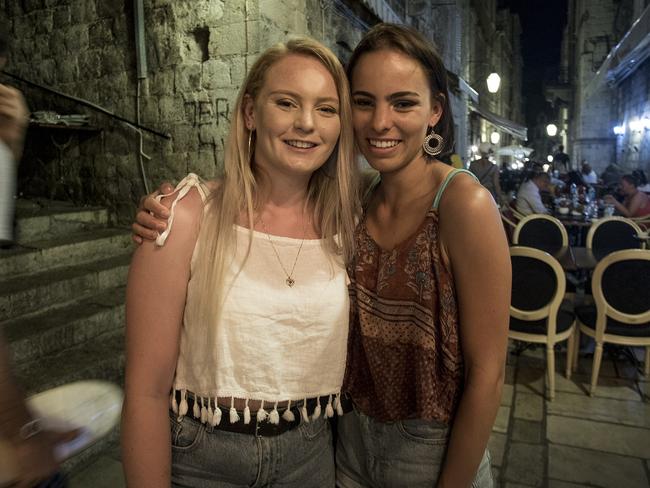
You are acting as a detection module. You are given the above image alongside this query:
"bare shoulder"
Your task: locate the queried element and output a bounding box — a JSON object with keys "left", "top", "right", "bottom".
{"left": 438, "top": 172, "right": 504, "bottom": 253}
{"left": 440, "top": 171, "right": 496, "bottom": 218}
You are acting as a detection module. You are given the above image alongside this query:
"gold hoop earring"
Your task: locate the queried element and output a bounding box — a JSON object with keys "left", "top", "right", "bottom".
{"left": 423, "top": 129, "right": 444, "bottom": 157}
{"left": 248, "top": 130, "right": 255, "bottom": 163}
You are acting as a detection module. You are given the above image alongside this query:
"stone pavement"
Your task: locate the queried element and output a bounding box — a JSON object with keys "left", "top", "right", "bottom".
{"left": 69, "top": 344, "right": 649, "bottom": 488}
{"left": 491, "top": 345, "right": 649, "bottom": 488}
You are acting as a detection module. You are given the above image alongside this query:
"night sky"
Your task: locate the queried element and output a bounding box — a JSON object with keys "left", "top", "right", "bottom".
{"left": 498, "top": 0, "right": 569, "bottom": 129}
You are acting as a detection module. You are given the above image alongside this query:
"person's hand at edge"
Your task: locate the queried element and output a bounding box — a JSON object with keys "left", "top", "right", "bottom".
{"left": 12, "top": 428, "right": 81, "bottom": 488}
{"left": 132, "top": 182, "right": 174, "bottom": 245}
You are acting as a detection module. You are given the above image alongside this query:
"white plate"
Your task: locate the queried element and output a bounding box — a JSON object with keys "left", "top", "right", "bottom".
{"left": 0, "top": 381, "right": 122, "bottom": 486}
{"left": 28, "top": 380, "right": 123, "bottom": 460}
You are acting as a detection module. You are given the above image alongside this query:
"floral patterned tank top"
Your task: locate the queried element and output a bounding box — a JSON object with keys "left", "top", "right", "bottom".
{"left": 343, "top": 169, "right": 476, "bottom": 423}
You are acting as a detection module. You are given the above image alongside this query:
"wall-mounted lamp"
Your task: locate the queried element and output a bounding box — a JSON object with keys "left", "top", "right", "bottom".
{"left": 490, "top": 131, "right": 500, "bottom": 144}
{"left": 613, "top": 125, "right": 625, "bottom": 135}
{"left": 486, "top": 73, "right": 501, "bottom": 93}
{"left": 629, "top": 119, "right": 643, "bottom": 132}
{"left": 546, "top": 124, "right": 558, "bottom": 137}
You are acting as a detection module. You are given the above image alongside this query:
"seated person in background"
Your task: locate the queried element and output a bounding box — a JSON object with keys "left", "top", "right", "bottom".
{"left": 516, "top": 171, "right": 550, "bottom": 216}
{"left": 601, "top": 162, "right": 623, "bottom": 192}
{"left": 604, "top": 174, "right": 650, "bottom": 218}
{"left": 632, "top": 169, "right": 650, "bottom": 193}
{"left": 580, "top": 161, "right": 598, "bottom": 185}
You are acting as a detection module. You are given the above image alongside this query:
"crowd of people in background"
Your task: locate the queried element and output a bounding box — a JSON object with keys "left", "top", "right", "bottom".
{"left": 470, "top": 143, "right": 650, "bottom": 221}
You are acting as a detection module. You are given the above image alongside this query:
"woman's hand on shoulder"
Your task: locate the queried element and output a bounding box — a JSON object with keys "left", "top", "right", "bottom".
{"left": 132, "top": 182, "right": 175, "bottom": 244}
{"left": 132, "top": 178, "right": 221, "bottom": 244}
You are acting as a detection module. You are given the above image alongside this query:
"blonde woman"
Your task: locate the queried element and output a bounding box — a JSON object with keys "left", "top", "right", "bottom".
{"left": 121, "top": 38, "right": 358, "bottom": 487}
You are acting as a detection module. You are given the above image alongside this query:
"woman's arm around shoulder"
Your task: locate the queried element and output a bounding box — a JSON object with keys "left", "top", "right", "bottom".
{"left": 437, "top": 175, "right": 511, "bottom": 488}
{"left": 121, "top": 187, "right": 204, "bottom": 488}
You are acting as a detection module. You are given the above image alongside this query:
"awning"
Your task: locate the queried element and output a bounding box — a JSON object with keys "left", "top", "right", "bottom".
{"left": 584, "top": 5, "right": 650, "bottom": 99}
{"left": 469, "top": 103, "right": 528, "bottom": 140}
{"left": 446, "top": 71, "right": 479, "bottom": 103}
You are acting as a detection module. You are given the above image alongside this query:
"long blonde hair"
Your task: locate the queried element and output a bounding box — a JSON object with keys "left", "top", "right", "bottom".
{"left": 189, "top": 38, "right": 359, "bottom": 325}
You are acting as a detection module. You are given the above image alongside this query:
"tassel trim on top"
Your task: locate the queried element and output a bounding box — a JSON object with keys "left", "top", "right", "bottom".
{"left": 170, "top": 390, "right": 344, "bottom": 426}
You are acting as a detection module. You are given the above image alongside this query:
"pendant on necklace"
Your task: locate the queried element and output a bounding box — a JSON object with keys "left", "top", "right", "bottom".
{"left": 286, "top": 277, "right": 295, "bottom": 287}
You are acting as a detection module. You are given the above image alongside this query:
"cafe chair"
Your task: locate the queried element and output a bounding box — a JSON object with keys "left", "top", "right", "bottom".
{"left": 574, "top": 249, "right": 650, "bottom": 395}
{"left": 513, "top": 214, "right": 568, "bottom": 255}
{"left": 508, "top": 200, "right": 527, "bottom": 221}
{"left": 509, "top": 246, "right": 576, "bottom": 400}
{"left": 500, "top": 206, "right": 519, "bottom": 244}
{"left": 630, "top": 215, "right": 650, "bottom": 231}
{"left": 586, "top": 216, "right": 644, "bottom": 261}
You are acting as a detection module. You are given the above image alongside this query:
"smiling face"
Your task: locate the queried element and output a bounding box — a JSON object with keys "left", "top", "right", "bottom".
{"left": 243, "top": 54, "right": 341, "bottom": 180}
{"left": 350, "top": 49, "right": 442, "bottom": 174}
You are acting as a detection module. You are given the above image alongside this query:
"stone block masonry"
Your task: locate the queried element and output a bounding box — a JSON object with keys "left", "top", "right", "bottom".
{"left": 3, "top": 0, "right": 385, "bottom": 222}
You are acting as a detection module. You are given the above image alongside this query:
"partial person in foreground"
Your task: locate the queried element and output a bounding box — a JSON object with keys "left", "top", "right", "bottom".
{"left": 133, "top": 24, "right": 510, "bottom": 488}
{"left": 0, "top": 22, "right": 79, "bottom": 488}
{"left": 0, "top": 23, "right": 28, "bottom": 245}
{"left": 121, "top": 38, "right": 359, "bottom": 487}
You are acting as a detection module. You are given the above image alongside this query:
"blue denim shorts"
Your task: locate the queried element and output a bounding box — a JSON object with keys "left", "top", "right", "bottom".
{"left": 170, "top": 410, "right": 335, "bottom": 487}
{"left": 336, "top": 408, "right": 493, "bottom": 488}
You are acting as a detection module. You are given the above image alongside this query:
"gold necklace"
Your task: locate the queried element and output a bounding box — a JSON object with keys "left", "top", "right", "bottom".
{"left": 259, "top": 216, "right": 307, "bottom": 287}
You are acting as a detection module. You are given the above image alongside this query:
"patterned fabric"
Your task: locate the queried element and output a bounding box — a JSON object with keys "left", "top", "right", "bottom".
{"left": 343, "top": 172, "right": 468, "bottom": 423}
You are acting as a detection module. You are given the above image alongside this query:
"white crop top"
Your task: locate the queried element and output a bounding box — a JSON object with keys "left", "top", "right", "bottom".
{"left": 157, "top": 174, "right": 350, "bottom": 426}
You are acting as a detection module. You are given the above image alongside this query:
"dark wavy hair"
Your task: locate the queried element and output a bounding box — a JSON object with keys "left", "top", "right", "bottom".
{"left": 346, "top": 23, "right": 455, "bottom": 161}
{"left": 622, "top": 174, "right": 638, "bottom": 187}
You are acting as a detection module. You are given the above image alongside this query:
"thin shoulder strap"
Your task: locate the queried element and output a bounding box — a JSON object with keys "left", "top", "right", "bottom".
{"left": 155, "top": 173, "right": 209, "bottom": 246}
{"left": 432, "top": 169, "right": 477, "bottom": 210}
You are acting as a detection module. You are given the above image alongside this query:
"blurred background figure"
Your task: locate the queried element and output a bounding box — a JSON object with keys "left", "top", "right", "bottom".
{"left": 604, "top": 174, "right": 650, "bottom": 218}
{"left": 0, "top": 22, "right": 28, "bottom": 246}
{"left": 552, "top": 144, "right": 570, "bottom": 174}
{"left": 469, "top": 141, "right": 503, "bottom": 204}
{"left": 580, "top": 161, "right": 598, "bottom": 185}
{"left": 516, "top": 171, "right": 551, "bottom": 215}
{"left": 600, "top": 162, "right": 624, "bottom": 193}
{"left": 632, "top": 169, "right": 650, "bottom": 193}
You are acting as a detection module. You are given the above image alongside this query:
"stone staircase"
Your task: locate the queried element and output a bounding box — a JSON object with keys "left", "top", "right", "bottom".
{"left": 0, "top": 199, "right": 131, "bottom": 484}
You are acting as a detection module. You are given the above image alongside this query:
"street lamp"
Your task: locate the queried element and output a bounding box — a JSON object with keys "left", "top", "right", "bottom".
{"left": 546, "top": 124, "right": 558, "bottom": 137}
{"left": 486, "top": 73, "right": 501, "bottom": 93}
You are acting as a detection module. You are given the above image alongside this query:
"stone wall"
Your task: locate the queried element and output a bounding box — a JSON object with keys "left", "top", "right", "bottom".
{"left": 616, "top": 59, "right": 650, "bottom": 176}
{"left": 3, "top": 0, "right": 372, "bottom": 222}
{"left": 572, "top": 0, "right": 632, "bottom": 172}
{"left": 2, "top": 0, "right": 518, "bottom": 219}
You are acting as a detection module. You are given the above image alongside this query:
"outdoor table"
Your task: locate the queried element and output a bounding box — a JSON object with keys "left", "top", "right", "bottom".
{"left": 553, "top": 212, "right": 594, "bottom": 246}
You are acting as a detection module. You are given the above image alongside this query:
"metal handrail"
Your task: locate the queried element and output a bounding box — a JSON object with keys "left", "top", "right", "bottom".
{"left": 2, "top": 70, "right": 171, "bottom": 140}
